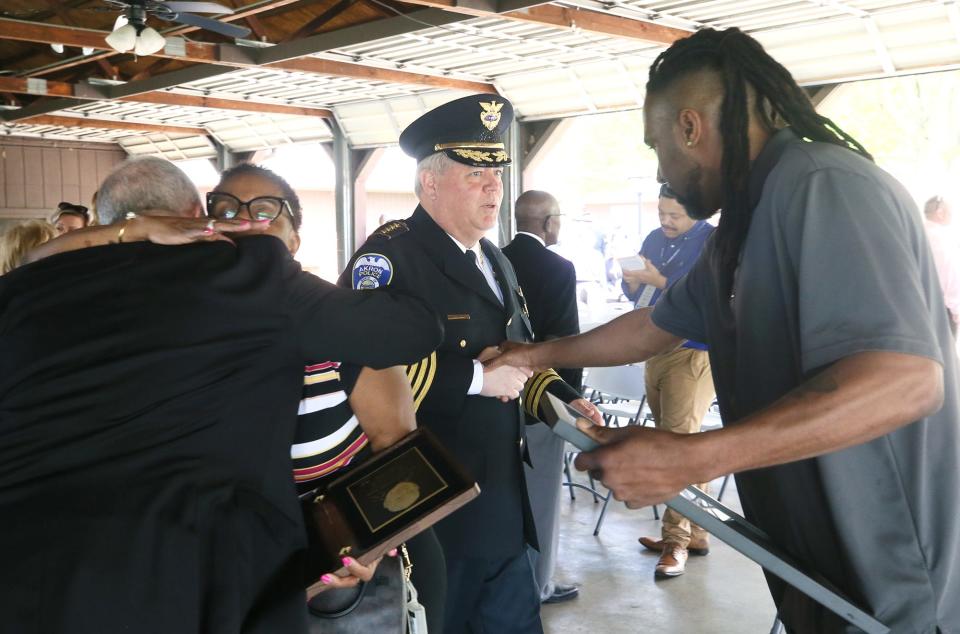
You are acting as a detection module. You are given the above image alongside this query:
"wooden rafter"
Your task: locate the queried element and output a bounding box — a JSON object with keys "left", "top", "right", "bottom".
{"left": 23, "top": 0, "right": 307, "bottom": 78}
{"left": 392, "top": 0, "right": 690, "bottom": 45}
{"left": 281, "top": 0, "right": 359, "bottom": 42}
{"left": 0, "top": 17, "right": 496, "bottom": 94}
{"left": 21, "top": 115, "right": 207, "bottom": 136}
{"left": 0, "top": 76, "right": 333, "bottom": 118}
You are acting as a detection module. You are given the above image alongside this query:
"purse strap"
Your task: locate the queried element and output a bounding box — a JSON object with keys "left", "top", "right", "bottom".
{"left": 308, "top": 583, "right": 368, "bottom": 619}
{"left": 401, "top": 544, "right": 429, "bottom": 634}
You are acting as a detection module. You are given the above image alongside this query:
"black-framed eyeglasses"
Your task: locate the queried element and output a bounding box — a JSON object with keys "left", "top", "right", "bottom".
{"left": 206, "top": 192, "right": 293, "bottom": 223}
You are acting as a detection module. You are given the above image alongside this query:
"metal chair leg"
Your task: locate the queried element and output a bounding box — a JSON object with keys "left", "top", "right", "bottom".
{"left": 586, "top": 472, "right": 601, "bottom": 503}
{"left": 593, "top": 491, "right": 612, "bottom": 536}
{"left": 719, "top": 474, "right": 730, "bottom": 501}
{"left": 563, "top": 452, "right": 576, "bottom": 501}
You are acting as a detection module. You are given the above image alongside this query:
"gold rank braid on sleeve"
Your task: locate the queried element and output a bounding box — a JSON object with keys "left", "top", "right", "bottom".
{"left": 522, "top": 369, "right": 562, "bottom": 418}
{"left": 405, "top": 351, "right": 437, "bottom": 411}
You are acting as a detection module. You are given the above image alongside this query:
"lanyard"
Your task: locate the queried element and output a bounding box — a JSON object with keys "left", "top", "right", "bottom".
{"left": 658, "top": 239, "right": 686, "bottom": 270}
{"left": 636, "top": 235, "right": 689, "bottom": 309}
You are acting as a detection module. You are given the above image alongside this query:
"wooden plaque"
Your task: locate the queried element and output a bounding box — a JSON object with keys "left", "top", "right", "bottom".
{"left": 301, "top": 427, "right": 479, "bottom": 581}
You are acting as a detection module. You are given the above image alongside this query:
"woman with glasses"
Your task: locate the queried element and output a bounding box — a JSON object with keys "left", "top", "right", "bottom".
{"left": 208, "top": 164, "right": 446, "bottom": 630}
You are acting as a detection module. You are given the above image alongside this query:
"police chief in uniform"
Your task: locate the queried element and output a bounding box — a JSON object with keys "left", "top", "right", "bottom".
{"left": 339, "top": 95, "right": 599, "bottom": 634}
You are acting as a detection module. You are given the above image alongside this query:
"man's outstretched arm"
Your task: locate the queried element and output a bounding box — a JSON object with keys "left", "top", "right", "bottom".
{"left": 490, "top": 307, "right": 683, "bottom": 371}
{"left": 575, "top": 350, "right": 944, "bottom": 508}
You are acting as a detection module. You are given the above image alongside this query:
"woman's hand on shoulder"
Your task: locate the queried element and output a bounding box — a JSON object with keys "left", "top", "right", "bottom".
{"left": 132, "top": 215, "right": 269, "bottom": 245}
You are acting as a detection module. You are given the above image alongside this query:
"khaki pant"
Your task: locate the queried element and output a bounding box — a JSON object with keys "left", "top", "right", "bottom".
{"left": 644, "top": 346, "right": 715, "bottom": 547}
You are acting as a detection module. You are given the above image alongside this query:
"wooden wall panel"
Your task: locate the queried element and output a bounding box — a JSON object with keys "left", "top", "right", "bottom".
{"left": 60, "top": 148, "right": 81, "bottom": 206}
{"left": 78, "top": 149, "right": 100, "bottom": 207}
{"left": 0, "top": 138, "right": 125, "bottom": 220}
{"left": 95, "top": 150, "right": 119, "bottom": 190}
{"left": 23, "top": 147, "right": 46, "bottom": 210}
{"left": 5, "top": 145, "right": 25, "bottom": 210}
{"left": 42, "top": 148, "right": 63, "bottom": 209}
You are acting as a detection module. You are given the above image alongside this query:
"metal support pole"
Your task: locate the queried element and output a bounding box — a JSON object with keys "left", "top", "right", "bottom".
{"left": 210, "top": 136, "right": 236, "bottom": 173}
{"left": 499, "top": 119, "right": 521, "bottom": 247}
{"left": 330, "top": 118, "right": 355, "bottom": 275}
{"left": 210, "top": 138, "right": 255, "bottom": 173}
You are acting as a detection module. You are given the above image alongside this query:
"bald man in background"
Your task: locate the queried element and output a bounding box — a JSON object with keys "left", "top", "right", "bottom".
{"left": 503, "top": 190, "right": 582, "bottom": 604}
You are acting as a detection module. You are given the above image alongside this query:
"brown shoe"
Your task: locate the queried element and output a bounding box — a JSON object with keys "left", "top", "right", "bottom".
{"left": 655, "top": 543, "right": 688, "bottom": 578}
{"left": 639, "top": 536, "right": 710, "bottom": 556}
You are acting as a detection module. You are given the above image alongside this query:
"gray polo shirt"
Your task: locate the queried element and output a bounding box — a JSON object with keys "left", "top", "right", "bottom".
{"left": 653, "top": 128, "right": 960, "bottom": 634}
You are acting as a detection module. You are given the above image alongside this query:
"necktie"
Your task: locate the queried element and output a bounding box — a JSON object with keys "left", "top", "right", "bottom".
{"left": 466, "top": 249, "right": 503, "bottom": 304}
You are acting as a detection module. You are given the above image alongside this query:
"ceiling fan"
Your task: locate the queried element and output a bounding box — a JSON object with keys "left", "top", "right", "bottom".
{"left": 101, "top": 0, "right": 251, "bottom": 56}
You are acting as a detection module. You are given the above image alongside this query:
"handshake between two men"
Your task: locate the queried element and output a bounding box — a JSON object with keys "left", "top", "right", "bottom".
{"left": 485, "top": 338, "right": 708, "bottom": 512}
{"left": 475, "top": 344, "right": 603, "bottom": 425}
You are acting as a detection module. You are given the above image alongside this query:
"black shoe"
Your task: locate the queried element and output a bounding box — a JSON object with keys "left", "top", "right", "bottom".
{"left": 542, "top": 584, "right": 579, "bottom": 604}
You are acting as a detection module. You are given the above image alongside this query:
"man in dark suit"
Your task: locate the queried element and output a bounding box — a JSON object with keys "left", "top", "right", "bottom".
{"left": 340, "top": 95, "right": 599, "bottom": 634}
{"left": 0, "top": 157, "right": 442, "bottom": 634}
{"left": 502, "top": 190, "right": 582, "bottom": 605}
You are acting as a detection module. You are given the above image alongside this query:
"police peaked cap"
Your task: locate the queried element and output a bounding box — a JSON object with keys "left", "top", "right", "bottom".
{"left": 399, "top": 94, "right": 514, "bottom": 168}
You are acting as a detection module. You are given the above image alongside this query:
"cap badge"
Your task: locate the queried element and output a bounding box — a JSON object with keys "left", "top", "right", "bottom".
{"left": 479, "top": 101, "right": 504, "bottom": 131}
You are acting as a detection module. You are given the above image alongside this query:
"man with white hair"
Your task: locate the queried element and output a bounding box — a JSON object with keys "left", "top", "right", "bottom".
{"left": 340, "top": 95, "right": 600, "bottom": 634}
{"left": 0, "top": 156, "right": 442, "bottom": 634}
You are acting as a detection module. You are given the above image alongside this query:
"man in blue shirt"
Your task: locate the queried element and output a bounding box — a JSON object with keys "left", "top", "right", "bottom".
{"left": 622, "top": 184, "right": 714, "bottom": 578}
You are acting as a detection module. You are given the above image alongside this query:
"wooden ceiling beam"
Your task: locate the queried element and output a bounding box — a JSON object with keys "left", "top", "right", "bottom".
{"left": 0, "top": 76, "right": 333, "bottom": 118}
{"left": 268, "top": 57, "right": 495, "bottom": 92}
{"left": 281, "top": 0, "right": 359, "bottom": 42}
{"left": 23, "top": 0, "right": 306, "bottom": 78}
{"left": 123, "top": 92, "right": 333, "bottom": 117}
{"left": 23, "top": 115, "right": 207, "bottom": 136}
{"left": 2, "top": 8, "right": 495, "bottom": 123}
{"left": 392, "top": 0, "right": 690, "bottom": 45}
{"left": 0, "top": 77, "right": 76, "bottom": 98}
{"left": 243, "top": 14, "right": 272, "bottom": 40}
{"left": 0, "top": 17, "right": 496, "bottom": 94}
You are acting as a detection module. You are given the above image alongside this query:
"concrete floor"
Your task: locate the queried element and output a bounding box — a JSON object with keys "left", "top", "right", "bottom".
{"left": 541, "top": 471, "right": 778, "bottom": 634}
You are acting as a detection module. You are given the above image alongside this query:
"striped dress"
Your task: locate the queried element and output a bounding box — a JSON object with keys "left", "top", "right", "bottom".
{"left": 292, "top": 360, "right": 371, "bottom": 494}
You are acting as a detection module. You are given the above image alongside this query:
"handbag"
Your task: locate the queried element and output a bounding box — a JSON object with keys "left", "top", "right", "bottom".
{"left": 306, "top": 545, "right": 428, "bottom": 634}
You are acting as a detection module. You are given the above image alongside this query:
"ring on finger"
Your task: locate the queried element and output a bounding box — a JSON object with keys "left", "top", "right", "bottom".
{"left": 203, "top": 218, "right": 216, "bottom": 234}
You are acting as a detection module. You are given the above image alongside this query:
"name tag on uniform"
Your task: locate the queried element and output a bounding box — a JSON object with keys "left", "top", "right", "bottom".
{"left": 447, "top": 314, "right": 471, "bottom": 321}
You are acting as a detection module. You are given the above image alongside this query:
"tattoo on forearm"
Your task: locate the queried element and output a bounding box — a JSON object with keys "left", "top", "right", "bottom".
{"left": 791, "top": 371, "right": 840, "bottom": 399}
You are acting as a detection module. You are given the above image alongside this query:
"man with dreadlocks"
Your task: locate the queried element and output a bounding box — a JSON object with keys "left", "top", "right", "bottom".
{"left": 490, "top": 27, "right": 959, "bottom": 634}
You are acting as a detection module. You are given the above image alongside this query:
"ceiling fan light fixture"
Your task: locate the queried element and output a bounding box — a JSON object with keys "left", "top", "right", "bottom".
{"left": 134, "top": 26, "right": 166, "bottom": 55}
{"left": 105, "top": 23, "right": 137, "bottom": 53}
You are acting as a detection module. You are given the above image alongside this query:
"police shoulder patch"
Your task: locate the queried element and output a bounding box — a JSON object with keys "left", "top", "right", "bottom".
{"left": 373, "top": 220, "right": 409, "bottom": 240}
{"left": 352, "top": 253, "right": 394, "bottom": 290}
